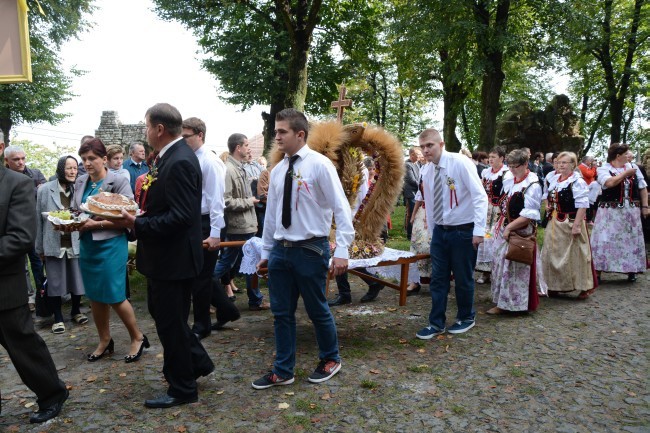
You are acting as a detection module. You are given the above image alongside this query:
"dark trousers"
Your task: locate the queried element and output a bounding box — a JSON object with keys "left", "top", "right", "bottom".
{"left": 192, "top": 215, "right": 221, "bottom": 336}
{"left": 428, "top": 225, "right": 477, "bottom": 330}
{"left": 335, "top": 268, "right": 380, "bottom": 298}
{"left": 147, "top": 278, "right": 214, "bottom": 400}
{"left": 0, "top": 304, "right": 67, "bottom": 410}
{"left": 404, "top": 197, "right": 415, "bottom": 240}
{"left": 27, "top": 248, "right": 44, "bottom": 289}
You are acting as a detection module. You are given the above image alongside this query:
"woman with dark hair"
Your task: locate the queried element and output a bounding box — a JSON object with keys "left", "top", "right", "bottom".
{"left": 541, "top": 151, "right": 597, "bottom": 299}
{"left": 35, "top": 156, "right": 87, "bottom": 334}
{"left": 475, "top": 146, "right": 509, "bottom": 284}
{"left": 590, "top": 143, "right": 649, "bottom": 282}
{"left": 488, "top": 149, "right": 542, "bottom": 315}
{"left": 72, "top": 138, "right": 149, "bottom": 363}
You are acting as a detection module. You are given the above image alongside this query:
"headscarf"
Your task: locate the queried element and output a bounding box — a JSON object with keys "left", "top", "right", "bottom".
{"left": 56, "top": 155, "right": 78, "bottom": 194}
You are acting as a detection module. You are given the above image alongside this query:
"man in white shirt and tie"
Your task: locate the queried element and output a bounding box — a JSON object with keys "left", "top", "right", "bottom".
{"left": 181, "top": 117, "right": 240, "bottom": 338}
{"left": 416, "top": 129, "right": 488, "bottom": 339}
{"left": 253, "top": 108, "right": 354, "bottom": 389}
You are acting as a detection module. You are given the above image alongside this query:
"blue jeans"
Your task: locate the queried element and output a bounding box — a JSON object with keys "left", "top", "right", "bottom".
{"left": 268, "top": 238, "right": 340, "bottom": 379}
{"left": 428, "top": 225, "right": 477, "bottom": 330}
{"left": 213, "top": 232, "right": 263, "bottom": 307}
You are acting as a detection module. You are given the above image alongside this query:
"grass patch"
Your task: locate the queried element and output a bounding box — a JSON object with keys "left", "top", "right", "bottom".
{"left": 510, "top": 367, "right": 525, "bottom": 377}
{"left": 407, "top": 364, "right": 433, "bottom": 374}
{"left": 341, "top": 338, "right": 377, "bottom": 358}
{"left": 294, "top": 367, "right": 308, "bottom": 380}
{"left": 128, "top": 271, "right": 148, "bottom": 302}
{"left": 295, "top": 399, "right": 322, "bottom": 413}
{"left": 387, "top": 204, "right": 409, "bottom": 251}
{"left": 408, "top": 338, "right": 427, "bottom": 348}
{"left": 434, "top": 376, "right": 455, "bottom": 388}
{"left": 360, "top": 379, "right": 379, "bottom": 389}
{"left": 283, "top": 414, "right": 311, "bottom": 429}
{"left": 450, "top": 404, "right": 467, "bottom": 415}
{"left": 523, "top": 386, "right": 542, "bottom": 396}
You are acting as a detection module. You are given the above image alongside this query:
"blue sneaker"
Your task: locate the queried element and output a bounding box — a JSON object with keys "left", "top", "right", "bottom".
{"left": 416, "top": 325, "right": 446, "bottom": 340}
{"left": 447, "top": 320, "right": 475, "bottom": 334}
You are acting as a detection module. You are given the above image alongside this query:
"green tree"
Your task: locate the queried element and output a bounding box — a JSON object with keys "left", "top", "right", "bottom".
{"left": 152, "top": 0, "right": 389, "bottom": 149}
{"left": 0, "top": 0, "right": 94, "bottom": 144}
{"left": 552, "top": 0, "right": 648, "bottom": 147}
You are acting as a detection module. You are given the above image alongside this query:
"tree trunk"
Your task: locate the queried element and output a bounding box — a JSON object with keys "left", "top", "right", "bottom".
{"left": 442, "top": 84, "right": 463, "bottom": 152}
{"left": 0, "top": 117, "right": 12, "bottom": 145}
{"left": 275, "top": 0, "right": 322, "bottom": 111}
{"left": 598, "top": 0, "right": 643, "bottom": 144}
{"left": 473, "top": 0, "right": 510, "bottom": 151}
{"left": 261, "top": 98, "right": 285, "bottom": 154}
{"left": 461, "top": 104, "right": 473, "bottom": 149}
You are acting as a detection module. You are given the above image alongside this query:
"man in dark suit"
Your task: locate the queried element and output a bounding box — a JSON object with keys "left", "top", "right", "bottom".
{"left": 0, "top": 141, "right": 68, "bottom": 424}
{"left": 120, "top": 103, "right": 214, "bottom": 408}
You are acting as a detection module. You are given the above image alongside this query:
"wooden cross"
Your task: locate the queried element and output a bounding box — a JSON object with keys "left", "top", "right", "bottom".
{"left": 331, "top": 83, "right": 352, "bottom": 123}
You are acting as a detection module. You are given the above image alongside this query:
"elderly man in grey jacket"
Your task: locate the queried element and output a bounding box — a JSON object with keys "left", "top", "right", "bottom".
{"left": 213, "top": 133, "right": 269, "bottom": 311}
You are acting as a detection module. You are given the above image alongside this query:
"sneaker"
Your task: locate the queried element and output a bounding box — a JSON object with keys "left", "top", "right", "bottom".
{"left": 415, "top": 325, "right": 445, "bottom": 340}
{"left": 308, "top": 359, "right": 341, "bottom": 383}
{"left": 251, "top": 371, "right": 294, "bottom": 390}
{"left": 447, "top": 320, "right": 475, "bottom": 334}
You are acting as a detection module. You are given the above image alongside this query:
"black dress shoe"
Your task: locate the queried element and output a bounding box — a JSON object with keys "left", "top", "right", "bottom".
{"left": 628, "top": 273, "right": 637, "bottom": 282}
{"left": 211, "top": 312, "right": 240, "bottom": 330}
{"left": 360, "top": 285, "right": 383, "bottom": 303}
{"left": 30, "top": 389, "right": 69, "bottom": 423}
{"left": 328, "top": 294, "right": 351, "bottom": 306}
{"left": 144, "top": 394, "right": 198, "bottom": 409}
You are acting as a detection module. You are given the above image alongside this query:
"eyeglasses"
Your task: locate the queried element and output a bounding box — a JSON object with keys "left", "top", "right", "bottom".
{"left": 509, "top": 164, "right": 523, "bottom": 169}
{"left": 182, "top": 133, "right": 197, "bottom": 139}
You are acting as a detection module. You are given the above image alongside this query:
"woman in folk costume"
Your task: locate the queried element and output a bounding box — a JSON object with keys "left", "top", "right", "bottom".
{"left": 475, "top": 146, "right": 509, "bottom": 284}
{"left": 488, "top": 149, "right": 542, "bottom": 315}
{"left": 590, "top": 143, "right": 649, "bottom": 282}
{"left": 540, "top": 151, "right": 597, "bottom": 299}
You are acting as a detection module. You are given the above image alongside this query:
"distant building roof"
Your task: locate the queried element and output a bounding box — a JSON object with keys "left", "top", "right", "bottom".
{"left": 248, "top": 133, "right": 265, "bottom": 159}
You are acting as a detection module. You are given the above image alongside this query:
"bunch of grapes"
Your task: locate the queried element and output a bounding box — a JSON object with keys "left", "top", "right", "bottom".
{"left": 49, "top": 210, "right": 72, "bottom": 220}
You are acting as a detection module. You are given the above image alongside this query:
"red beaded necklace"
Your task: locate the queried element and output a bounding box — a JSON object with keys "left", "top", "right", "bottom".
{"left": 514, "top": 169, "right": 530, "bottom": 184}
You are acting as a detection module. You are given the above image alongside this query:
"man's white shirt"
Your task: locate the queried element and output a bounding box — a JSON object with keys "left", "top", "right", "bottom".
{"left": 195, "top": 146, "right": 226, "bottom": 238}
{"left": 420, "top": 150, "right": 488, "bottom": 237}
{"left": 262, "top": 145, "right": 354, "bottom": 260}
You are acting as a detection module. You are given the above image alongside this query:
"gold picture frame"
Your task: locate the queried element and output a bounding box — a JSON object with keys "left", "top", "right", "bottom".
{"left": 0, "top": 0, "right": 32, "bottom": 83}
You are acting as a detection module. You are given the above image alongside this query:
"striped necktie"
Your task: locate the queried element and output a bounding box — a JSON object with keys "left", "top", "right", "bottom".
{"left": 432, "top": 165, "right": 443, "bottom": 225}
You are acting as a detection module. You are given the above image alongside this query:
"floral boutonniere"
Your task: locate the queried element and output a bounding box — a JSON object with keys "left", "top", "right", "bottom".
{"left": 446, "top": 176, "right": 459, "bottom": 207}
{"left": 141, "top": 159, "right": 159, "bottom": 192}
{"left": 291, "top": 169, "right": 313, "bottom": 210}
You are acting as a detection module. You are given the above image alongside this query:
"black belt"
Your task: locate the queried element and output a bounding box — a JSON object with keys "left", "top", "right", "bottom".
{"left": 280, "top": 236, "right": 327, "bottom": 247}
{"left": 438, "top": 223, "right": 474, "bottom": 231}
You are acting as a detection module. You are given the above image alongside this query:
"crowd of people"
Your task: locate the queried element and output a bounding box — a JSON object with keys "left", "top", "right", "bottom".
{"left": 0, "top": 106, "right": 648, "bottom": 422}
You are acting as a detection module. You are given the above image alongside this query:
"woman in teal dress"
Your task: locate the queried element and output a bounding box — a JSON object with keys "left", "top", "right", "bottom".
{"left": 72, "top": 138, "right": 149, "bottom": 363}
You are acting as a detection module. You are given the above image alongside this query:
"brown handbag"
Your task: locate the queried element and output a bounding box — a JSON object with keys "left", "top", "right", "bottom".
{"left": 505, "top": 230, "right": 536, "bottom": 265}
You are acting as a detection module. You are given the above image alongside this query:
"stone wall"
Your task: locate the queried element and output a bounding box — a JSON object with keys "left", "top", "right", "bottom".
{"left": 94, "top": 111, "right": 147, "bottom": 151}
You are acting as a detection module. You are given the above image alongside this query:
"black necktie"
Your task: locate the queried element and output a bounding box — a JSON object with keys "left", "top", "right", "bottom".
{"left": 282, "top": 155, "right": 299, "bottom": 229}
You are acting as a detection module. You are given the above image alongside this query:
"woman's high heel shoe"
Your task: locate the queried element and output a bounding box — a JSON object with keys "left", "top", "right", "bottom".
{"left": 87, "top": 339, "right": 114, "bottom": 362}
{"left": 124, "top": 335, "right": 150, "bottom": 363}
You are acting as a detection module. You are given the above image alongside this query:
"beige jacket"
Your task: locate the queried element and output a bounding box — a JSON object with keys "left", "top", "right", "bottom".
{"left": 224, "top": 155, "right": 257, "bottom": 235}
